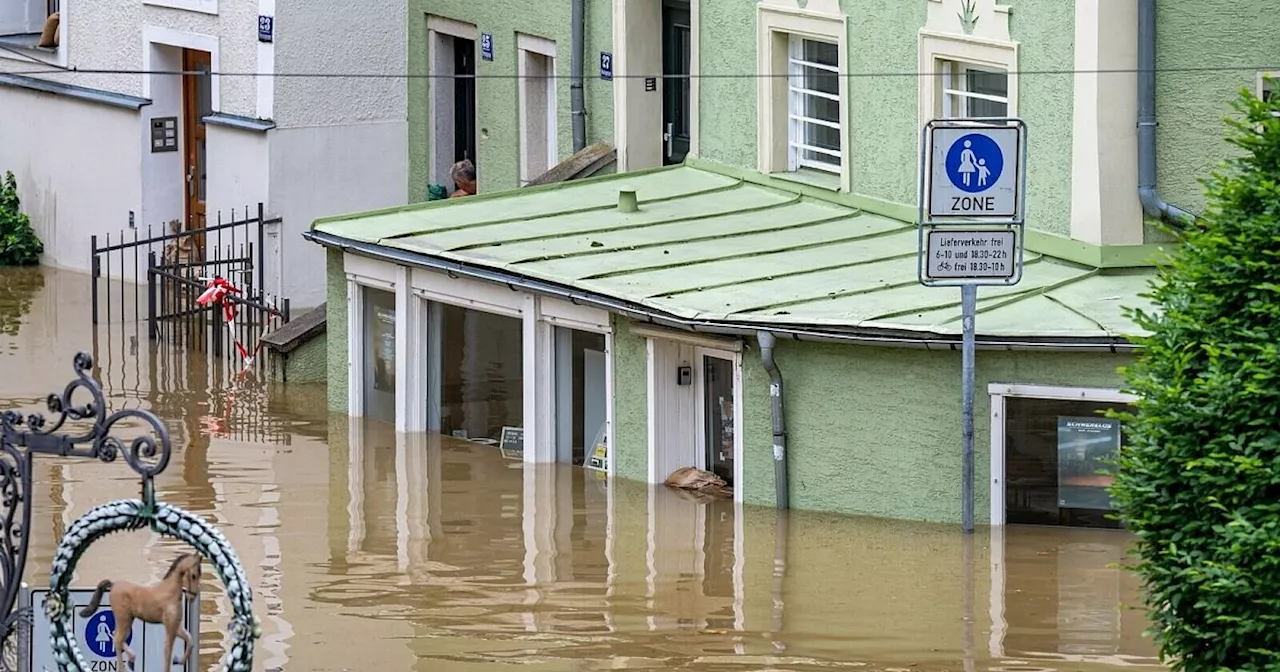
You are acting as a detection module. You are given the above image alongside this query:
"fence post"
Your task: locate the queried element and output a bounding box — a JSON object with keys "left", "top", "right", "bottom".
{"left": 147, "top": 252, "right": 157, "bottom": 340}
{"left": 257, "top": 202, "right": 266, "bottom": 299}
{"left": 90, "top": 235, "right": 99, "bottom": 325}
{"left": 280, "top": 298, "right": 290, "bottom": 324}
{"left": 211, "top": 299, "right": 223, "bottom": 358}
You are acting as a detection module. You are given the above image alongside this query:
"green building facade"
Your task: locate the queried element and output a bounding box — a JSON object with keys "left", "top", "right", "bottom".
{"left": 309, "top": 0, "right": 1279, "bottom": 527}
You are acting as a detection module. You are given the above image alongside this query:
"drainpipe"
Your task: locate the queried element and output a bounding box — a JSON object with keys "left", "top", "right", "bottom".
{"left": 570, "top": 0, "right": 587, "bottom": 152}
{"left": 1137, "top": 0, "right": 1195, "bottom": 226}
{"left": 757, "top": 331, "right": 790, "bottom": 510}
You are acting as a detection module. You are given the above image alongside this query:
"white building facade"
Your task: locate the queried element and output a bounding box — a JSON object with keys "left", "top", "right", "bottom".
{"left": 0, "top": 0, "right": 408, "bottom": 307}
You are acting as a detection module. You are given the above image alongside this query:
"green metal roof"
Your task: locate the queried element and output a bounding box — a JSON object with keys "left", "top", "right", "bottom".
{"left": 313, "top": 164, "right": 1158, "bottom": 341}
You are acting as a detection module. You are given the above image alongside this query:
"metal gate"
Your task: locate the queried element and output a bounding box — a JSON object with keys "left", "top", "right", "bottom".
{"left": 90, "top": 204, "right": 290, "bottom": 367}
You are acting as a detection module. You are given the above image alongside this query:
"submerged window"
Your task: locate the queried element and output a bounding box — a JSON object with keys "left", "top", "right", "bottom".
{"left": 940, "top": 60, "right": 1009, "bottom": 118}
{"left": 553, "top": 327, "right": 607, "bottom": 466}
{"left": 426, "top": 302, "right": 523, "bottom": 444}
{"left": 361, "top": 287, "right": 397, "bottom": 424}
{"left": 1003, "top": 396, "right": 1129, "bottom": 529}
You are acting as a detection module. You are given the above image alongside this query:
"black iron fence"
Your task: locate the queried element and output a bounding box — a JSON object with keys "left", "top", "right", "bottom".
{"left": 90, "top": 204, "right": 290, "bottom": 369}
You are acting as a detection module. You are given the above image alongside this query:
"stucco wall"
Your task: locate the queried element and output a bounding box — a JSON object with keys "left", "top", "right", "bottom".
{"left": 0, "top": 90, "right": 142, "bottom": 279}
{"left": 0, "top": 4, "right": 262, "bottom": 119}
{"left": 1154, "top": 0, "right": 1280, "bottom": 215}
{"left": 406, "top": 0, "right": 615, "bottom": 198}
{"left": 269, "top": 122, "right": 409, "bottom": 308}
{"left": 695, "top": 0, "right": 1077, "bottom": 236}
{"left": 274, "top": 0, "right": 408, "bottom": 128}
{"left": 610, "top": 316, "right": 648, "bottom": 482}
{"left": 282, "top": 335, "right": 328, "bottom": 385}
{"left": 325, "top": 247, "right": 348, "bottom": 413}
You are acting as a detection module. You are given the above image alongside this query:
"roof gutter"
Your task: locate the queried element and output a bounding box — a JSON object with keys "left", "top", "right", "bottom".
{"left": 305, "top": 230, "right": 1140, "bottom": 354}
{"left": 1137, "top": 0, "right": 1197, "bottom": 227}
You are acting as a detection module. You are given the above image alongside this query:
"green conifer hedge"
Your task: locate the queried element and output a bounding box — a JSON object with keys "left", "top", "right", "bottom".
{"left": 1111, "top": 88, "right": 1280, "bottom": 671}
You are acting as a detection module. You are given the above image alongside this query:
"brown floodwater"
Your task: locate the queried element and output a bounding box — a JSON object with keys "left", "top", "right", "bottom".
{"left": 0, "top": 267, "right": 1164, "bottom": 671}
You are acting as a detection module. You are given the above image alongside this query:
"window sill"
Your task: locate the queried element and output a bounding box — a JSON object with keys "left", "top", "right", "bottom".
{"left": 770, "top": 168, "right": 843, "bottom": 192}
{"left": 0, "top": 34, "right": 57, "bottom": 53}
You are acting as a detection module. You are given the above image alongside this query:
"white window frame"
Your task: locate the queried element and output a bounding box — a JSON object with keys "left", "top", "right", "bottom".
{"left": 786, "top": 34, "right": 843, "bottom": 175}
{"left": 516, "top": 33, "right": 558, "bottom": 185}
{"left": 987, "top": 383, "right": 1136, "bottom": 526}
{"left": 1259, "top": 71, "right": 1279, "bottom": 119}
{"left": 939, "top": 60, "right": 1010, "bottom": 119}
{"left": 0, "top": 0, "right": 68, "bottom": 68}
{"left": 144, "top": 0, "right": 217, "bottom": 15}
{"left": 757, "top": 4, "right": 849, "bottom": 189}
{"left": 918, "top": 30, "right": 1018, "bottom": 127}
{"left": 646, "top": 334, "right": 745, "bottom": 503}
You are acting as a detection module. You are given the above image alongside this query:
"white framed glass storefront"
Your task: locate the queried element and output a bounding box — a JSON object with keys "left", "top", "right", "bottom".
{"left": 345, "top": 254, "right": 615, "bottom": 471}
{"left": 988, "top": 383, "right": 1137, "bottom": 528}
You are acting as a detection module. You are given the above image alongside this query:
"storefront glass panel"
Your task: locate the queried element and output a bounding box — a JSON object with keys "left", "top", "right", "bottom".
{"left": 427, "top": 302, "right": 523, "bottom": 447}
{"left": 1004, "top": 396, "right": 1129, "bottom": 528}
{"left": 554, "top": 327, "right": 607, "bottom": 467}
{"left": 361, "top": 287, "right": 396, "bottom": 424}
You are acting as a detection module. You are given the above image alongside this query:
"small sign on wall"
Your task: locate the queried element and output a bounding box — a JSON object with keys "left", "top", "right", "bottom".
{"left": 480, "top": 32, "right": 494, "bottom": 61}
{"left": 599, "top": 52, "right": 613, "bottom": 81}
{"left": 258, "top": 15, "right": 273, "bottom": 42}
{"left": 150, "top": 117, "right": 178, "bottom": 153}
{"left": 499, "top": 426, "right": 524, "bottom": 460}
{"left": 644, "top": 77, "right": 656, "bottom": 92}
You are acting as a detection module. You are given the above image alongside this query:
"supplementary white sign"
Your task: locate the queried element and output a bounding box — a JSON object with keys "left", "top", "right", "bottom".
{"left": 24, "top": 584, "right": 200, "bottom": 672}
{"left": 928, "top": 125, "right": 1021, "bottom": 219}
{"left": 925, "top": 229, "right": 1017, "bottom": 280}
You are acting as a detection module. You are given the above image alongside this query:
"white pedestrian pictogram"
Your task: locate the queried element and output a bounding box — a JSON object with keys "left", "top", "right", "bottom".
{"left": 977, "top": 158, "right": 990, "bottom": 187}
{"left": 94, "top": 620, "right": 112, "bottom": 656}
{"left": 957, "top": 140, "right": 977, "bottom": 186}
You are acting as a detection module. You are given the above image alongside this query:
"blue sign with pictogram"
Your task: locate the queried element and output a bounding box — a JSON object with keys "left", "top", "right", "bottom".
{"left": 85, "top": 610, "right": 132, "bottom": 658}
{"left": 480, "top": 32, "right": 493, "bottom": 61}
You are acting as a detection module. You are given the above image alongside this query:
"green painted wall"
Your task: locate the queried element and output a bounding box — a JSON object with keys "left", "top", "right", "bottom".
{"left": 610, "top": 316, "right": 1131, "bottom": 524}
{"left": 326, "top": 247, "right": 349, "bottom": 413}
{"left": 694, "top": 0, "right": 1077, "bottom": 236}
{"left": 407, "top": 1, "right": 615, "bottom": 200}
{"left": 611, "top": 315, "right": 649, "bottom": 481}
{"left": 281, "top": 334, "right": 329, "bottom": 384}
{"left": 1156, "top": 1, "right": 1280, "bottom": 215}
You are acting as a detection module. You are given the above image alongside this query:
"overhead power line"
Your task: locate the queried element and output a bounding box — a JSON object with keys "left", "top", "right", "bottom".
{"left": 3, "top": 64, "right": 1280, "bottom": 80}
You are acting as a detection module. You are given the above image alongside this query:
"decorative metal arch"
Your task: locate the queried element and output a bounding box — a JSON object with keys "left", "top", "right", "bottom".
{"left": 0, "top": 352, "right": 256, "bottom": 669}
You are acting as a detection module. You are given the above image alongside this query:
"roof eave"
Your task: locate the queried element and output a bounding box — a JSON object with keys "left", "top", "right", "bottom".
{"left": 305, "top": 230, "right": 1140, "bottom": 354}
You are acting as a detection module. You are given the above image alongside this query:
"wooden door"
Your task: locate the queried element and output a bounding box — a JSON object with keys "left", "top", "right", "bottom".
{"left": 182, "top": 49, "right": 211, "bottom": 245}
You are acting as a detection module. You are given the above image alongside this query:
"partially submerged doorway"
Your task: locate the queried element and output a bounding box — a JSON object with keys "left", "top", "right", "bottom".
{"left": 181, "top": 48, "right": 211, "bottom": 251}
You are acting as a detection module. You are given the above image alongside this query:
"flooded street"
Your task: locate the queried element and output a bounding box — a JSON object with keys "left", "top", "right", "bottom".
{"left": 0, "top": 267, "right": 1163, "bottom": 671}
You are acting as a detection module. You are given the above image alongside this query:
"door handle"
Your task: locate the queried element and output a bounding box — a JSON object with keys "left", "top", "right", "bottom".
{"left": 187, "top": 165, "right": 195, "bottom": 198}
{"left": 665, "top": 122, "right": 674, "bottom": 158}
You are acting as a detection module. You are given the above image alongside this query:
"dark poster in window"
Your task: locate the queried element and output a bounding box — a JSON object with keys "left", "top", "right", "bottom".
{"left": 1057, "top": 416, "right": 1120, "bottom": 511}
{"left": 372, "top": 304, "right": 396, "bottom": 393}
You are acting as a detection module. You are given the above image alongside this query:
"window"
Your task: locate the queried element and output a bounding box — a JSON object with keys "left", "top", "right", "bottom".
{"left": 553, "top": 327, "right": 607, "bottom": 466}
{"left": 425, "top": 302, "right": 524, "bottom": 445}
{"left": 362, "top": 287, "right": 397, "bottom": 425}
{"left": 0, "top": 0, "right": 57, "bottom": 47}
{"left": 940, "top": 60, "right": 1009, "bottom": 118}
{"left": 787, "top": 36, "right": 842, "bottom": 174}
{"left": 517, "top": 35, "right": 557, "bottom": 185}
{"left": 990, "top": 384, "right": 1135, "bottom": 529}
{"left": 428, "top": 17, "right": 479, "bottom": 191}
{"left": 757, "top": 6, "right": 846, "bottom": 186}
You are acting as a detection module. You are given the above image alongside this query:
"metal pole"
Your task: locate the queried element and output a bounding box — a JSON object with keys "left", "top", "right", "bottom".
{"left": 960, "top": 283, "right": 977, "bottom": 533}
{"left": 90, "top": 235, "right": 99, "bottom": 325}
{"left": 147, "top": 252, "right": 157, "bottom": 340}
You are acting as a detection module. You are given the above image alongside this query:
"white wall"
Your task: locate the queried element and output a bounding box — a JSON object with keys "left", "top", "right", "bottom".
{"left": 0, "top": 4, "right": 262, "bottom": 119}
{"left": 141, "top": 43, "right": 185, "bottom": 231}
{"left": 0, "top": 89, "right": 142, "bottom": 280}
{"left": 268, "top": 122, "right": 408, "bottom": 308}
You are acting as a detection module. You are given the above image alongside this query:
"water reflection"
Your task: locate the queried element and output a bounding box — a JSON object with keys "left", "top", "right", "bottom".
{"left": 0, "top": 267, "right": 1164, "bottom": 671}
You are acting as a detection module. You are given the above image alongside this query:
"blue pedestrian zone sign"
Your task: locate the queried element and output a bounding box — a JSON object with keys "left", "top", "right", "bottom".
{"left": 85, "top": 609, "right": 132, "bottom": 658}
{"left": 927, "top": 123, "right": 1022, "bottom": 220}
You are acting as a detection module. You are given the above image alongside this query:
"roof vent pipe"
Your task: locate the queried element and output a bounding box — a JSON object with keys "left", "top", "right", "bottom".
{"left": 1137, "top": 0, "right": 1197, "bottom": 227}
{"left": 618, "top": 189, "right": 638, "bottom": 213}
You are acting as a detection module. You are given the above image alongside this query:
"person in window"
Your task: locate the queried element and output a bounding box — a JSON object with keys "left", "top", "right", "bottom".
{"left": 449, "top": 159, "right": 477, "bottom": 198}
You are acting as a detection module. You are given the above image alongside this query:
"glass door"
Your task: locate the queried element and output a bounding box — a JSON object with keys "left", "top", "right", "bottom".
{"left": 702, "top": 355, "right": 735, "bottom": 485}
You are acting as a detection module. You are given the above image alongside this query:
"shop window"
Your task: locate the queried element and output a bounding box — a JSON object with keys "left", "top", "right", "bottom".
{"left": 553, "top": 327, "right": 607, "bottom": 466}
{"left": 426, "top": 302, "right": 523, "bottom": 444}
{"left": 1003, "top": 396, "right": 1129, "bottom": 529}
{"left": 361, "top": 287, "right": 397, "bottom": 424}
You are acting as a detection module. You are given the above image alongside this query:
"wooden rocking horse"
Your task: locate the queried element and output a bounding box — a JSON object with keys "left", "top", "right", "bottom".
{"left": 79, "top": 553, "right": 202, "bottom": 670}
